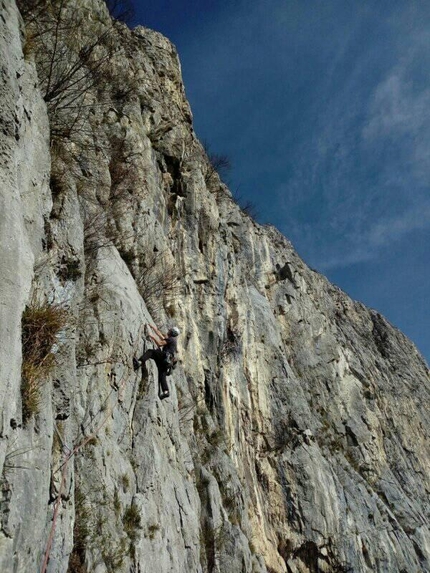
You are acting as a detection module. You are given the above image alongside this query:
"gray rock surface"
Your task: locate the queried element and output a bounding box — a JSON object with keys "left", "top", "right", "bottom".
{"left": 0, "top": 2, "right": 53, "bottom": 571}
{"left": 0, "top": 1, "right": 429, "bottom": 572}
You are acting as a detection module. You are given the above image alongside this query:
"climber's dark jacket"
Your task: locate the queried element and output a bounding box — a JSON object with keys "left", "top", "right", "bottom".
{"left": 163, "top": 335, "right": 178, "bottom": 356}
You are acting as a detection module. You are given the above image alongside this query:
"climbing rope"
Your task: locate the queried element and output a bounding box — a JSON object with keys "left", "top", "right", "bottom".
{"left": 40, "top": 322, "right": 146, "bottom": 573}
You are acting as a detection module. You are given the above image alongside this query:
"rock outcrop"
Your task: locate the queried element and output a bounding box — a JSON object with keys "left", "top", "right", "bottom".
{"left": 0, "top": 1, "right": 429, "bottom": 572}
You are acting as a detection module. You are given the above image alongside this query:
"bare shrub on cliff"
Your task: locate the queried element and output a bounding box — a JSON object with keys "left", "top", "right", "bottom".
{"left": 82, "top": 205, "right": 130, "bottom": 258}
{"left": 108, "top": 135, "right": 145, "bottom": 195}
{"left": 232, "top": 190, "right": 259, "bottom": 221}
{"left": 202, "top": 141, "right": 231, "bottom": 186}
{"left": 83, "top": 209, "right": 112, "bottom": 256}
{"left": 80, "top": 179, "right": 136, "bottom": 259}
{"left": 17, "top": 0, "right": 46, "bottom": 20}
{"left": 136, "top": 251, "right": 180, "bottom": 321}
{"left": 22, "top": 0, "right": 117, "bottom": 141}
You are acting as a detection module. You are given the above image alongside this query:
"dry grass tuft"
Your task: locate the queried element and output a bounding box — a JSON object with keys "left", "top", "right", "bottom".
{"left": 123, "top": 503, "right": 141, "bottom": 542}
{"left": 21, "top": 299, "right": 68, "bottom": 422}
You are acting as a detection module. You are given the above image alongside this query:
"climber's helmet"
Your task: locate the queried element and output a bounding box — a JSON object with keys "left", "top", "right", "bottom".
{"left": 169, "top": 327, "right": 180, "bottom": 337}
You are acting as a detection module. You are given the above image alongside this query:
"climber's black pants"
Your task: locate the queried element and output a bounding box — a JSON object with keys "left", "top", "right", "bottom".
{"left": 139, "top": 349, "right": 169, "bottom": 394}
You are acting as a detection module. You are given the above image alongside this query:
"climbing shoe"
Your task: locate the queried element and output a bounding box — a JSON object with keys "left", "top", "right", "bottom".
{"left": 160, "top": 390, "right": 170, "bottom": 400}
{"left": 133, "top": 357, "right": 141, "bottom": 371}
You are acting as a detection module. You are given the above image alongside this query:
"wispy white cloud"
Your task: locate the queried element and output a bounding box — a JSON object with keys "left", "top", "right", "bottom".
{"left": 318, "top": 249, "right": 374, "bottom": 272}
{"left": 367, "top": 202, "right": 430, "bottom": 248}
{"left": 317, "top": 201, "right": 430, "bottom": 270}
{"left": 362, "top": 43, "right": 430, "bottom": 187}
{"left": 276, "top": 3, "right": 430, "bottom": 271}
{"left": 363, "top": 74, "right": 430, "bottom": 140}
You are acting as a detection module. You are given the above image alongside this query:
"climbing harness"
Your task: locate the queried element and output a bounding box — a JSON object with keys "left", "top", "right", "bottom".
{"left": 163, "top": 351, "right": 175, "bottom": 368}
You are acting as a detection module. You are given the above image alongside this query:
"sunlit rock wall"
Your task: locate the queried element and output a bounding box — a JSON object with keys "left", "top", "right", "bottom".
{"left": 0, "top": 1, "right": 429, "bottom": 572}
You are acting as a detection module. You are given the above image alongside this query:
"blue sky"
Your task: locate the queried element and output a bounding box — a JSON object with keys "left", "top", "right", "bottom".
{"left": 130, "top": 0, "right": 430, "bottom": 363}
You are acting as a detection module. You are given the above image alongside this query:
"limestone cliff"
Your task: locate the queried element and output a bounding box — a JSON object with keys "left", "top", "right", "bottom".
{"left": 0, "top": 1, "right": 429, "bottom": 572}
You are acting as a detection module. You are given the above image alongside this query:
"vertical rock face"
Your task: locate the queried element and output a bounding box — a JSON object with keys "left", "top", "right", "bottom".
{"left": 0, "top": 1, "right": 429, "bottom": 572}
{"left": 0, "top": 2, "right": 53, "bottom": 571}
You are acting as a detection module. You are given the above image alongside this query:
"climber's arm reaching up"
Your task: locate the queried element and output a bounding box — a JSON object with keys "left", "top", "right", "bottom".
{"left": 147, "top": 324, "right": 167, "bottom": 347}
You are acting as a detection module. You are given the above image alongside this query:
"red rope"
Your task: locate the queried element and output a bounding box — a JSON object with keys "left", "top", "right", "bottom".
{"left": 40, "top": 450, "right": 70, "bottom": 573}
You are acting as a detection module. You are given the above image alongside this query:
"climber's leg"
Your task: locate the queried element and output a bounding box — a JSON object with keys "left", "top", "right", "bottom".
{"left": 140, "top": 349, "right": 156, "bottom": 363}
{"left": 134, "top": 349, "right": 155, "bottom": 371}
{"left": 158, "top": 368, "right": 169, "bottom": 399}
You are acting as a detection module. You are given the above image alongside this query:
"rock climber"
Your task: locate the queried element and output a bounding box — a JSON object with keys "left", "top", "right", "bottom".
{"left": 275, "top": 262, "right": 298, "bottom": 287}
{"left": 133, "top": 324, "right": 180, "bottom": 400}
